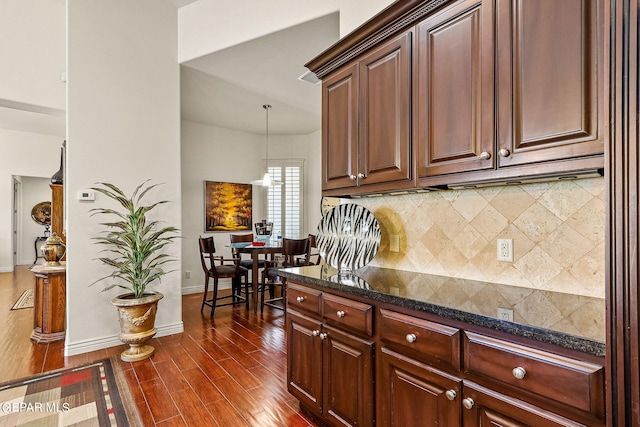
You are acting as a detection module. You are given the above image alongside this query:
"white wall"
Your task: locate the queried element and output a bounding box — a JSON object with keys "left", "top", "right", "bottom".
{"left": 65, "top": 0, "right": 182, "bottom": 356}
{"left": 177, "top": 0, "right": 395, "bottom": 63}
{"left": 0, "top": 0, "right": 65, "bottom": 111}
{"left": 180, "top": 120, "right": 322, "bottom": 293}
{"left": 18, "top": 176, "right": 52, "bottom": 265}
{"left": 0, "top": 129, "right": 62, "bottom": 271}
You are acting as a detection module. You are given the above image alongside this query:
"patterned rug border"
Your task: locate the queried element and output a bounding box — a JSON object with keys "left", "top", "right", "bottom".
{"left": 10, "top": 289, "right": 34, "bottom": 310}
{"left": 0, "top": 356, "right": 143, "bottom": 427}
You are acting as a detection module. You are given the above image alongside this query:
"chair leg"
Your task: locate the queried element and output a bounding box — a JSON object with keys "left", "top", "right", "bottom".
{"left": 260, "top": 276, "right": 266, "bottom": 313}
{"left": 211, "top": 277, "right": 219, "bottom": 318}
{"left": 201, "top": 275, "right": 210, "bottom": 312}
{"left": 244, "top": 272, "right": 249, "bottom": 310}
{"left": 231, "top": 276, "right": 238, "bottom": 302}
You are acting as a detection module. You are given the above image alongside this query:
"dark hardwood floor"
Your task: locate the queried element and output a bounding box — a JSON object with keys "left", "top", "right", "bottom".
{"left": 1, "top": 265, "right": 320, "bottom": 426}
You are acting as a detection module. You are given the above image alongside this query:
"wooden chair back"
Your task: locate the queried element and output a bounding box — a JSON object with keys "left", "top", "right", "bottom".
{"left": 281, "top": 237, "right": 311, "bottom": 267}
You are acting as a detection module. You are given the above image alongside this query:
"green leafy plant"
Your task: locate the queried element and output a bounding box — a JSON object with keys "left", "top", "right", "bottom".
{"left": 90, "top": 180, "right": 179, "bottom": 298}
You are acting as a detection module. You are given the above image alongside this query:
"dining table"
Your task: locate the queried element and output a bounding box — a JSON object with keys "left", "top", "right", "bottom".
{"left": 230, "top": 242, "right": 283, "bottom": 312}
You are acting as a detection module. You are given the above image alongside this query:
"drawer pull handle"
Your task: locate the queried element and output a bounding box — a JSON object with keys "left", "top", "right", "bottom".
{"left": 462, "top": 398, "right": 475, "bottom": 410}
{"left": 512, "top": 367, "right": 527, "bottom": 380}
{"left": 349, "top": 175, "right": 357, "bottom": 180}
{"left": 498, "top": 148, "right": 511, "bottom": 157}
{"left": 296, "top": 296, "right": 305, "bottom": 303}
{"left": 337, "top": 310, "right": 346, "bottom": 318}
{"left": 357, "top": 173, "right": 366, "bottom": 179}
{"left": 406, "top": 333, "right": 417, "bottom": 343}
{"left": 312, "top": 330, "right": 319, "bottom": 337}
{"left": 445, "top": 390, "right": 457, "bottom": 401}
{"left": 320, "top": 333, "right": 328, "bottom": 340}
{"left": 479, "top": 151, "right": 491, "bottom": 160}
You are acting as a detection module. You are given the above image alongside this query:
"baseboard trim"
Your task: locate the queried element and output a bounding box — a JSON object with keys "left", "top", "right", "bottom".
{"left": 0, "top": 267, "right": 13, "bottom": 273}
{"left": 182, "top": 280, "right": 232, "bottom": 295}
{"left": 64, "top": 321, "right": 185, "bottom": 357}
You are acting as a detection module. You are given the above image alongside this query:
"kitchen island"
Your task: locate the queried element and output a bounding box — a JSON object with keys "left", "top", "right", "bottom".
{"left": 276, "top": 265, "right": 605, "bottom": 427}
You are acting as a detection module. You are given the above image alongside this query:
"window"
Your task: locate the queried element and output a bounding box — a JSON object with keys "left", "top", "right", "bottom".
{"left": 266, "top": 160, "right": 304, "bottom": 238}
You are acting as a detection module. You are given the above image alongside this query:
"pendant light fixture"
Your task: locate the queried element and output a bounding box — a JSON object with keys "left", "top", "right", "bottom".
{"left": 251, "top": 104, "right": 282, "bottom": 187}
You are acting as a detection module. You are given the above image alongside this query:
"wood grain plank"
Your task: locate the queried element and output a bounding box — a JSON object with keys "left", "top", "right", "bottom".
{"left": 172, "top": 386, "right": 218, "bottom": 426}
{"left": 140, "top": 377, "right": 180, "bottom": 422}
{"left": 181, "top": 367, "right": 225, "bottom": 405}
{"left": 154, "top": 360, "right": 190, "bottom": 392}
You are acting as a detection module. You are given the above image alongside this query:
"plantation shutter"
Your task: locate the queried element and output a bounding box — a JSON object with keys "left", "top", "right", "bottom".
{"left": 267, "top": 160, "right": 304, "bottom": 238}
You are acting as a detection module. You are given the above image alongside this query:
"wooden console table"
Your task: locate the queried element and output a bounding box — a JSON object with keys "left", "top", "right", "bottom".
{"left": 30, "top": 263, "right": 66, "bottom": 343}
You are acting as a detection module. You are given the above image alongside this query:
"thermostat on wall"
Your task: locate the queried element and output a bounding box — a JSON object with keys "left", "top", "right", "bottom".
{"left": 78, "top": 189, "right": 95, "bottom": 201}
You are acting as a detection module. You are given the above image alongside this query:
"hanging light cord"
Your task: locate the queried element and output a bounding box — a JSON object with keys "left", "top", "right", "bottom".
{"left": 264, "top": 104, "right": 271, "bottom": 173}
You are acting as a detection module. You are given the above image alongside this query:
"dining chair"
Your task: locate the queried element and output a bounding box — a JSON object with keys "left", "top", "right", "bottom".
{"left": 302, "top": 234, "right": 321, "bottom": 266}
{"left": 198, "top": 236, "right": 250, "bottom": 318}
{"left": 229, "top": 233, "right": 268, "bottom": 271}
{"left": 261, "top": 236, "right": 311, "bottom": 312}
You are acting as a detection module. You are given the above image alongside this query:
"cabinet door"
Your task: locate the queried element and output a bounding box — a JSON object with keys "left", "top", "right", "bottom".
{"left": 322, "top": 324, "right": 374, "bottom": 427}
{"left": 323, "top": 63, "right": 359, "bottom": 191}
{"left": 462, "top": 382, "right": 587, "bottom": 427}
{"left": 359, "top": 31, "right": 412, "bottom": 186}
{"left": 417, "top": 0, "right": 495, "bottom": 178}
{"left": 495, "top": 0, "right": 605, "bottom": 167}
{"left": 378, "top": 346, "right": 461, "bottom": 427}
{"left": 286, "top": 310, "right": 323, "bottom": 416}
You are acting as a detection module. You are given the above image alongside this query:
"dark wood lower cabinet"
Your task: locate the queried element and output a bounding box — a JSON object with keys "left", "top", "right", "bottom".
{"left": 378, "top": 346, "right": 461, "bottom": 426}
{"left": 461, "top": 382, "right": 587, "bottom": 427}
{"left": 323, "top": 325, "right": 374, "bottom": 426}
{"left": 286, "top": 281, "right": 604, "bottom": 427}
{"left": 287, "top": 310, "right": 323, "bottom": 415}
{"left": 287, "top": 309, "right": 374, "bottom": 426}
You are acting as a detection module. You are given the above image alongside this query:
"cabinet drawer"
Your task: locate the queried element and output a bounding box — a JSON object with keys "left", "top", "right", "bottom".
{"left": 287, "top": 284, "right": 322, "bottom": 317}
{"left": 463, "top": 332, "right": 605, "bottom": 419}
{"left": 379, "top": 308, "right": 461, "bottom": 371}
{"left": 322, "top": 293, "right": 373, "bottom": 337}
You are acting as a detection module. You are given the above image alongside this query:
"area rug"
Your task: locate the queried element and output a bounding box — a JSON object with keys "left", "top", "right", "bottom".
{"left": 11, "top": 289, "right": 34, "bottom": 310}
{"left": 0, "top": 357, "right": 143, "bottom": 426}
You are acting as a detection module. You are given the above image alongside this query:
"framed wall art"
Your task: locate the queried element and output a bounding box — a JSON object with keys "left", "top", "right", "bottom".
{"left": 204, "top": 181, "right": 252, "bottom": 232}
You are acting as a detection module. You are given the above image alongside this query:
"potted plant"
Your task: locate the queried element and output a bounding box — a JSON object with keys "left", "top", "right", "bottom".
{"left": 90, "top": 180, "right": 179, "bottom": 362}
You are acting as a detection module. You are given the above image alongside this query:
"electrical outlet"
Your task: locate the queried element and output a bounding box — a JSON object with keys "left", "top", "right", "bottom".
{"left": 497, "top": 238, "right": 513, "bottom": 262}
{"left": 185, "top": 271, "right": 191, "bottom": 279}
{"left": 497, "top": 307, "right": 514, "bottom": 322}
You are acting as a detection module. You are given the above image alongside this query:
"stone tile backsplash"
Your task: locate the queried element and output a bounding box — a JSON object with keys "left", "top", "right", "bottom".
{"left": 354, "top": 177, "right": 605, "bottom": 299}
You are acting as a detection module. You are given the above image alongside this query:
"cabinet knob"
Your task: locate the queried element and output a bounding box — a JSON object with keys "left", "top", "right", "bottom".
{"left": 479, "top": 151, "right": 491, "bottom": 160}
{"left": 462, "top": 398, "right": 475, "bottom": 410}
{"left": 445, "top": 390, "right": 457, "bottom": 401}
{"left": 296, "top": 296, "right": 305, "bottom": 303}
{"left": 337, "top": 310, "right": 346, "bottom": 318}
{"left": 349, "top": 175, "right": 357, "bottom": 180}
{"left": 312, "top": 330, "right": 319, "bottom": 337}
{"left": 320, "top": 333, "right": 328, "bottom": 340}
{"left": 405, "top": 333, "right": 417, "bottom": 343}
{"left": 512, "top": 367, "right": 527, "bottom": 380}
{"left": 357, "top": 173, "right": 365, "bottom": 179}
{"left": 498, "top": 148, "right": 511, "bottom": 157}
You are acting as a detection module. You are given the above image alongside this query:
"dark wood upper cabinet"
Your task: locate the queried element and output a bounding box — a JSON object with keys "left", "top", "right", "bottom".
{"left": 416, "top": 0, "right": 495, "bottom": 177}
{"left": 322, "top": 31, "right": 412, "bottom": 193}
{"left": 417, "top": 0, "right": 605, "bottom": 185}
{"left": 313, "top": 0, "right": 606, "bottom": 194}
{"left": 323, "top": 63, "right": 359, "bottom": 191}
{"left": 358, "top": 32, "right": 412, "bottom": 187}
{"left": 495, "top": 0, "right": 605, "bottom": 168}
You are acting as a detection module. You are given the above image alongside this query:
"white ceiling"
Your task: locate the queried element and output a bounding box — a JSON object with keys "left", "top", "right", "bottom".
{"left": 0, "top": 8, "right": 338, "bottom": 139}
{"left": 181, "top": 12, "right": 339, "bottom": 135}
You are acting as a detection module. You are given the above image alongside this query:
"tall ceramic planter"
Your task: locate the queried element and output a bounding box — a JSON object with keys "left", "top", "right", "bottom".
{"left": 111, "top": 292, "right": 163, "bottom": 362}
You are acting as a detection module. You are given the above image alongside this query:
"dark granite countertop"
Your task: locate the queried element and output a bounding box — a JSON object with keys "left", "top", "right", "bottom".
{"left": 274, "top": 264, "right": 606, "bottom": 357}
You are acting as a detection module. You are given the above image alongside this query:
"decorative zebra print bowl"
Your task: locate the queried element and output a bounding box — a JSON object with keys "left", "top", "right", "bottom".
{"left": 316, "top": 203, "right": 381, "bottom": 273}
